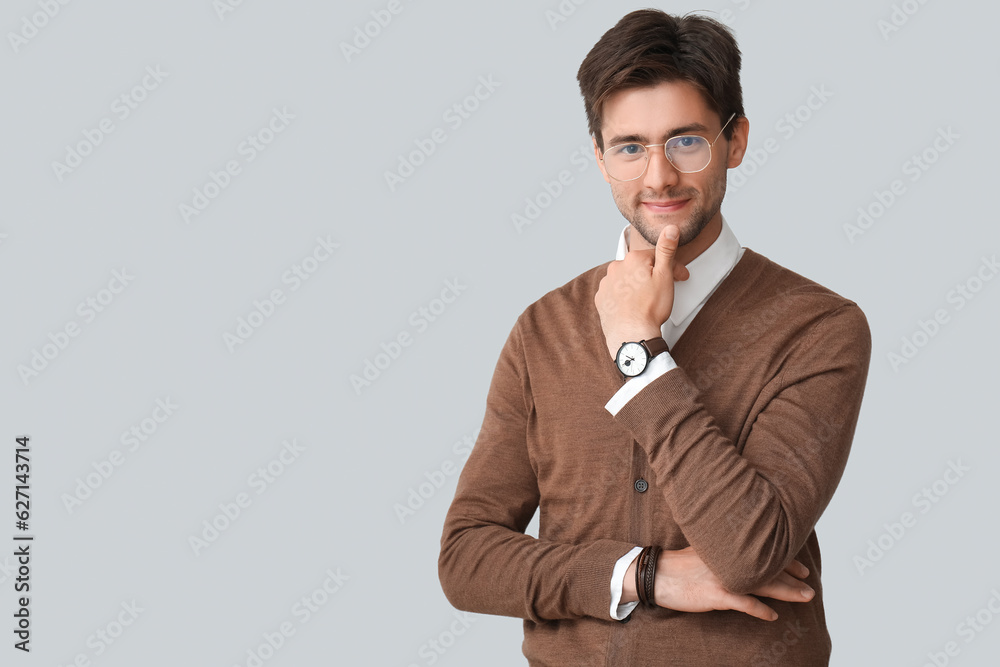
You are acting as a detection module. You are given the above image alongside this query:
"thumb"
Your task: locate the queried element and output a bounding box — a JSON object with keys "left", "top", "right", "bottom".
{"left": 654, "top": 225, "right": 680, "bottom": 277}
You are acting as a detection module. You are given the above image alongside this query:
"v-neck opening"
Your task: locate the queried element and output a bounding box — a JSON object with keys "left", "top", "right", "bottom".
{"left": 670, "top": 248, "right": 763, "bottom": 360}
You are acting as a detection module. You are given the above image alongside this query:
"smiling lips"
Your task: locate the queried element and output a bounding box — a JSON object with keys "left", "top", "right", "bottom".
{"left": 642, "top": 199, "right": 689, "bottom": 213}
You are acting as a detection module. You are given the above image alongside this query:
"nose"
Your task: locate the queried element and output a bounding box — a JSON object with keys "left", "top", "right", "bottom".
{"left": 641, "top": 144, "right": 680, "bottom": 190}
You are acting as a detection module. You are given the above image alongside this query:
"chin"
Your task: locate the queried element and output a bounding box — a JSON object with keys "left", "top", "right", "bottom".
{"left": 633, "top": 214, "right": 703, "bottom": 248}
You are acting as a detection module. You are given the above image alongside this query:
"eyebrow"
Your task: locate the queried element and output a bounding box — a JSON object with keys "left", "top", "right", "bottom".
{"left": 606, "top": 122, "right": 711, "bottom": 147}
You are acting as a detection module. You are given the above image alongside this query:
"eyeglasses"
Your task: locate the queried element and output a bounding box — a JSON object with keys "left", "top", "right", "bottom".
{"left": 599, "top": 112, "right": 736, "bottom": 181}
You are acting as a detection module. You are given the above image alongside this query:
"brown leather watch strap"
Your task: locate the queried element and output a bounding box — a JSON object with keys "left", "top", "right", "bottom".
{"left": 641, "top": 337, "right": 669, "bottom": 358}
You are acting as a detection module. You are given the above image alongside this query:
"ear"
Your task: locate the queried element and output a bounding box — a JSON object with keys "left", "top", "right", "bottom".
{"left": 726, "top": 116, "right": 750, "bottom": 169}
{"left": 593, "top": 136, "right": 612, "bottom": 184}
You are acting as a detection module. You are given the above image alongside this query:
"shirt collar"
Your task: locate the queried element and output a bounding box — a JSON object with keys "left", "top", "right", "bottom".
{"left": 613, "top": 216, "right": 743, "bottom": 327}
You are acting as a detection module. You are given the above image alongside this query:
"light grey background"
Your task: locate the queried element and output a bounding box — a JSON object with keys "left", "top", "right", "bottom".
{"left": 2, "top": 1, "right": 998, "bottom": 665}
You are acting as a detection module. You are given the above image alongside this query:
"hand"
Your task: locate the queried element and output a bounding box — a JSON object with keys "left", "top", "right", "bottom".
{"left": 594, "top": 225, "right": 690, "bottom": 360}
{"left": 623, "top": 546, "right": 814, "bottom": 621}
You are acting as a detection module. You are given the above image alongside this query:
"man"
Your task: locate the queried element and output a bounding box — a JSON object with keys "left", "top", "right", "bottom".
{"left": 439, "top": 9, "right": 870, "bottom": 665}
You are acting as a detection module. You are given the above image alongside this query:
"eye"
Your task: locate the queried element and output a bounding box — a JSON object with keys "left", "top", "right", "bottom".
{"left": 667, "top": 135, "right": 703, "bottom": 153}
{"left": 609, "top": 143, "right": 645, "bottom": 160}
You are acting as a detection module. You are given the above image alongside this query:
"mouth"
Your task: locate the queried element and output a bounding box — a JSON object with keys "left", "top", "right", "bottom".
{"left": 642, "top": 199, "right": 690, "bottom": 214}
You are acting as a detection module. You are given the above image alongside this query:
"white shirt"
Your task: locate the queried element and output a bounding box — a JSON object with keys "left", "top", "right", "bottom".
{"left": 603, "top": 216, "right": 745, "bottom": 620}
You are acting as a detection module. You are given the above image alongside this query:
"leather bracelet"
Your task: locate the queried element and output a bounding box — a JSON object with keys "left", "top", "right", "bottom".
{"left": 634, "top": 547, "right": 649, "bottom": 606}
{"left": 642, "top": 545, "right": 661, "bottom": 608}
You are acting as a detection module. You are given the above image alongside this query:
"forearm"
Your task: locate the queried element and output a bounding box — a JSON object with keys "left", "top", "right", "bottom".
{"left": 611, "top": 305, "right": 871, "bottom": 593}
{"left": 620, "top": 554, "right": 639, "bottom": 604}
{"left": 439, "top": 318, "right": 637, "bottom": 622}
{"left": 625, "top": 402, "right": 800, "bottom": 593}
{"left": 439, "top": 511, "right": 636, "bottom": 622}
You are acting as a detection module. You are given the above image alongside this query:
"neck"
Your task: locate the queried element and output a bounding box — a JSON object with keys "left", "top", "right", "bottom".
{"left": 678, "top": 214, "right": 722, "bottom": 265}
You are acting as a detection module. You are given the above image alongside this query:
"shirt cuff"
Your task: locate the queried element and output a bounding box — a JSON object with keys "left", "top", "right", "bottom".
{"left": 610, "top": 546, "right": 643, "bottom": 620}
{"left": 604, "top": 352, "right": 678, "bottom": 416}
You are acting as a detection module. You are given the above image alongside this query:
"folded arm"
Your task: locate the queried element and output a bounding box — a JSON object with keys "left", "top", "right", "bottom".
{"left": 610, "top": 303, "right": 872, "bottom": 593}
{"left": 438, "top": 321, "right": 637, "bottom": 623}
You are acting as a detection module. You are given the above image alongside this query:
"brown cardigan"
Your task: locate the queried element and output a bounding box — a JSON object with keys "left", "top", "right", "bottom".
{"left": 439, "top": 248, "right": 871, "bottom": 666}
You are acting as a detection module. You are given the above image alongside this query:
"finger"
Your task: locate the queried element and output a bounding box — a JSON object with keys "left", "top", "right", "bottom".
{"left": 784, "top": 559, "right": 810, "bottom": 580}
{"left": 653, "top": 225, "right": 680, "bottom": 278}
{"left": 721, "top": 593, "right": 779, "bottom": 622}
{"left": 624, "top": 248, "right": 656, "bottom": 271}
{"left": 752, "top": 572, "right": 814, "bottom": 602}
{"left": 764, "top": 571, "right": 814, "bottom": 600}
{"left": 673, "top": 263, "right": 690, "bottom": 282}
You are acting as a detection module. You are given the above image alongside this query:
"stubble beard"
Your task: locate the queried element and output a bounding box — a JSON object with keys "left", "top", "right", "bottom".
{"left": 613, "top": 170, "right": 727, "bottom": 248}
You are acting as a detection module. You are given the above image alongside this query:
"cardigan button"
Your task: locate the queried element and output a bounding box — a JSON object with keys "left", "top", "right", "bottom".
{"left": 634, "top": 478, "right": 648, "bottom": 493}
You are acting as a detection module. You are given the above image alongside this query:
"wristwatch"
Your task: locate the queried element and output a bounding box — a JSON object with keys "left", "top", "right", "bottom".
{"left": 615, "top": 337, "right": 669, "bottom": 378}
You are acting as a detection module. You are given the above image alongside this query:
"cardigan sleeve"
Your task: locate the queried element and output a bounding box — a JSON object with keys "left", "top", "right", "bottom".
{"left": 612, "top": 302, "right": 872, "bottom": 594}
{"left": 438, "top": 318, "right": 637, "bottom": 623}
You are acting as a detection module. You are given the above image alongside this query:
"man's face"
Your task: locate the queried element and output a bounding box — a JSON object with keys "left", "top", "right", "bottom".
{"left": 593, "top": 80, "right": 747, "bottom": 251}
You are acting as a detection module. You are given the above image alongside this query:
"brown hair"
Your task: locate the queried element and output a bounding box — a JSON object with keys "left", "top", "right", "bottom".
{"left": 577, "top": 10, "right": 744, "bottom": 150}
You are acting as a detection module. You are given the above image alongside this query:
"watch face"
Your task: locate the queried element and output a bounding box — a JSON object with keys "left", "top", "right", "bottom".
{"left": 616, "top": 342, "right": 648, "bottom": 377}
